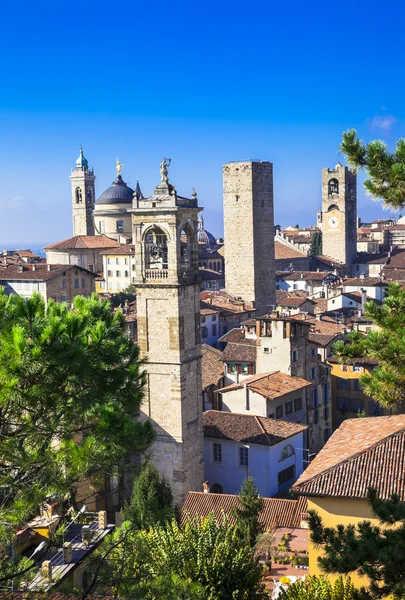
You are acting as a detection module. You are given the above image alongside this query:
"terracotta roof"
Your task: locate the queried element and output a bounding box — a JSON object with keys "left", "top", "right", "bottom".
{"left": 200, "top": 303, "right": 221, "bottom": 316}
{"left": 219, "top": 328, "right": 250, "bottom": 343}
{"left": 45, "top": 235, "right": 120, "bottom": 250}
{"left": 218, "top": 371, "right": 311, "bottom": 398}
{"left": 275, "top": 240, "right": 306, "bottom": 260}
{"left": 290, "top": 313, "right": 345, "bottom": 335}
{"left": 313, "top": 255, "right": 343, "bottom": 268}
{"left": 203, "top": 410, "right": 307, "bottom": 446}
{"left": 382, "top": 268, "right": 405, "bottom": 282}
{"left": 0, "top": 263, "right": 96, "bottom": 281}
{"left": 200, "top": 291, "right": 255, "bottom": 315}
{"left": 278, "top": 270, "right": 335, "bottom": 282}
{"left": 222, "top": 341, "right": 257, "bottom": 363}
{"left": 292, "top": 415, "right": 405, "bottom": 500}
{"left": 308, "top": 332, "right": 339, "bottom": 347}
{"left": 201, "top": 344, "right": 224, "bottom": 389}
{"left": 182, "top": 492, "right": 307, "bottom": 530}
{"left": 278, "top": 296, "right": 315, "bottom": 308}
{"left": 344, "top": 277, "right": 386, "bottom": 286}
{"left": 99, "top": 245, "right": 135, "bottom": 255}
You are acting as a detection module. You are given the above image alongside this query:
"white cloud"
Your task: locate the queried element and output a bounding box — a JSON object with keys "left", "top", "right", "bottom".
{"left": 369, "top": 114, "right": 397, "bottom": 131}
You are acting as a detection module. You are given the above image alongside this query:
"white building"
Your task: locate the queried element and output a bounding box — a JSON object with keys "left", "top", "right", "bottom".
{"left": 343, "top": 277, "right": 387, "bottom": 301}
{"left": 276, "top": 271, "right": 339, "bottom": 299}
{"left": 200, "top": 306, "right": 221, "bottom": 346}
{"left": 203, "top": 410, "right": 307, "bottom": 496}
{"left": 101, "top": 245, "right": 136, "bottom": 293}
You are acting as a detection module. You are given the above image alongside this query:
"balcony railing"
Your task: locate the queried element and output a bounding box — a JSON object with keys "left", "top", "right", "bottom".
{"left": 145, "top": 269, "right": 169, "bottom": 280}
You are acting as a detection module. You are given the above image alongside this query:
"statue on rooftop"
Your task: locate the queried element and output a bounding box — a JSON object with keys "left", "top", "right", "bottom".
{"left": 160, "top": 158, "right": 171, "bottom": 183}
{"left": 116, "top": 157, "right": 124, "bottom": 176}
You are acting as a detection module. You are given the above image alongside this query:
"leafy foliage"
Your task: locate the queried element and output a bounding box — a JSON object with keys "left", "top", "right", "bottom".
{"left": 0, "top": 290, "right": 154, "bottom": 542}
{"left": 332, "top": 282, "right": 405, "bottom": 410}
{"left": 308, "top": 489, "right": 405, "bottom": 600}
{"left": 110, "top": 284, "right": 136, "bottom": 308}
{"left": 280, "top": 575, "right": 354, "bottom": 600}
{"left": 123, "top": 461, "right": 175, "bottom": 529}
{"left": 340, "top": 130, "right": 405, "bottom": 209}
{"left": 89, "top": 514, "right": 265, "bottom": 599}
{"left": 233, "top": 477, "right": 264, "bottom": 547}
{"left": 309, "top": 231, "right": 322, "bottom": 256}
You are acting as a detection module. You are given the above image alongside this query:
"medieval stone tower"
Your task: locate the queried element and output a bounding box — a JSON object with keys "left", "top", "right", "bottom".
{"left": 70, "top": 147, "right": 96, "bottom": 236}
{"left": 321, "top": 163, "right": 357, "bottom": 275}
{"left": 130, "top": 160, "right": 204, "bottom": 504}
{"left": 223, "top": 160, "right": 275, "bottom": 316}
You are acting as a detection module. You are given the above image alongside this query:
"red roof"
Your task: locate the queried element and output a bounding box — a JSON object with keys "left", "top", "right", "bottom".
{"left": 45, "top": 235, "right": 120, "bottom": 250}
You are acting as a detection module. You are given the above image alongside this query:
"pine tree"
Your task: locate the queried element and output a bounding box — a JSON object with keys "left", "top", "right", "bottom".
{"left": 308, "top": 489, "right": 405, "bottom": 600}
{"left": 123, "top": 462, "right": 175, "bottom": 529}
{"left": 332, "top": 282, "right": 405, "bottom": 410}
{"left": 309, "top": 232, "right": 322, "bottom": 256}
{"left": 233, "top": 477, "right": 264, "bottom": 547}
{"left": 340, "top": 130, "right": 405, "bottom": 209}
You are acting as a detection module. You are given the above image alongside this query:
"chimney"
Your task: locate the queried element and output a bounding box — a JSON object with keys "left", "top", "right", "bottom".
{"left": 98, "top": 510, "right": 107, "bottom": 530}
{"left": 361, "top": 288, "right": 367, "bottom": 315}
{"left": 317, "top": 268, "right": 320, "bottom": 272}
{"left": 203, "top": 481, "right": 210, "bottom": 493}
{"left": 18, "top": 265, "right": 23, "bottom": 273}
{"left": 300, "top": 273, "right": 303, "bottom": 279}
{"left": 47, "top": 264, "right": 51, "bottom": 271}
{"left": 32, "top": 264, "right": 36, "bottom": 271}
{"left": 359, "top": 273, "right": 364, "bottom": 280}
{"left": 316, "top": 313, "right": 322, "bottom": 321}
{"left": 271, "top": 310, "right": 279, "bottom": 318}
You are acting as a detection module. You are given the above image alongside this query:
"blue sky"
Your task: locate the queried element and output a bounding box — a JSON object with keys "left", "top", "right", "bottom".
{"left": 0, "top": 0, "right": 404, "bottom": 246}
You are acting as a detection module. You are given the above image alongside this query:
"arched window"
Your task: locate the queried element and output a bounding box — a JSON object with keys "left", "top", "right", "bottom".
{"left": 279, "top": 444, "right": 295, "bottom": 462}
{"left": 328, "top": 204, "right": 339, "bottom": 212}
{"left": 75, "top": 187, "right": 82, "bottom": 203}
{"left": 144, "top": 227, "right": 168, "bottom": 270}
{"left": 211, "top": 483, "right": 223, "bottom": 494}
{"left": 328, "top": 179, "right": 339, "bottom": 196}
{"left": 86, "top": 188, "right": 93, "bottom": 204}
{"left": 180, "top": 224, "right": 194, "bottom": 268}
{"left": 209, "top": 262, "right": 212, "bottom": 269}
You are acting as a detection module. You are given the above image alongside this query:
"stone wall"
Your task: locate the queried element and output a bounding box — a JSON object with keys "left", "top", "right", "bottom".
{"left": 223, "top": 161, "right": 276, "bottom": 316}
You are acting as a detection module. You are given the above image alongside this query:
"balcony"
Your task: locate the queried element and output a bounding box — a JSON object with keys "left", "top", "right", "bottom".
{"left": 145, "top": 269, "right": 169, "bottom": 280}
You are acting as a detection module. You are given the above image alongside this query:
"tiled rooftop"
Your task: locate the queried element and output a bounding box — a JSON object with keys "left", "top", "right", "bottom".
{"left": 203, "top": 410, "right": 308, "bottom": 446}
{"left": 218, "top": 371, "right": 311, "bottom": 399}
{"left": 0, "top": 263, "right": 95, "bottom": 281}
{"left": 201, "top": 344, "right": 224, "bottom": 389}
{"left": 292, "top": 415, "right": 405, "bottom": 500}
{"left": 45, "top": 235, "right": 120, "bottom": 250}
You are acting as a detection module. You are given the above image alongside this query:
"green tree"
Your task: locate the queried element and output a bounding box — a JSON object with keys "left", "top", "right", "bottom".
{"left": 280, "top": 575, "right": 354, "bottom": 600}
{"left": 233, "top": 477, "right": 264, "bottom": 547}
{"left": 309, "top": 231, "right": 322, "bottom": 256}
{"left": 0, "top": 290, "right": 154, "bottom": 544}
{"left": 110, "top": 284, "right": 136, "bottom": 308}
{"left": 340, "top": 129, "right": 405, "bottom": 209}
{"left": 332, "top": 282, "right": 405, "bottom": 411}
{"left": 308, "top": 489, "right": 405, "bottom": 600}
{"left": 123, "top": 461, "right": 175, "bottom": 529}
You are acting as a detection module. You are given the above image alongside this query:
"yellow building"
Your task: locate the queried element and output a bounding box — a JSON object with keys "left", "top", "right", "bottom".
{"left": 328, "top": 356, "right": 385, "bottom": 430}
{"left": 292, "top": 415, "right": 405, "bottom": 588}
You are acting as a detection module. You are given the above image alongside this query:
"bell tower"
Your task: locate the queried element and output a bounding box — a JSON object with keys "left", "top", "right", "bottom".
{"left": 321, "top": 163, "right": 357, "bottom": 275}
{"left": 130, "top": 160, "right": 204, "bottom": 504}
{"left": 70, "top": 147, "right": 96, "bottom": 236}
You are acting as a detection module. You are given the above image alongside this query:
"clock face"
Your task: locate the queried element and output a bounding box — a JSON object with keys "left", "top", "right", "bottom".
{"left": 328, "top": 216, "right": 339, "bottom": 229}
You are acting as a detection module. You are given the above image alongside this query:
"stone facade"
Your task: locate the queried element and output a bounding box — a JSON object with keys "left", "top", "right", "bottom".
{"left": 223, "top": 161, "right": 276, "bottom": 316}
{"left": 70, "top": 163, "right": 96, "bottom": 237}
{"left": 130, "top": 180, "right": 204, "bottom": 505}
{"left": 321, "top": 164, "right": 357, "bottom": 275}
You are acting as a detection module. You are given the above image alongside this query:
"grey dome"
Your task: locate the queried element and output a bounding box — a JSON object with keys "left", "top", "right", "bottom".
{"left": 197, "top": 213, "right": 217, "bottom": 248}
{"left": 96, "top": 175, "right": 135, "bottom": 205}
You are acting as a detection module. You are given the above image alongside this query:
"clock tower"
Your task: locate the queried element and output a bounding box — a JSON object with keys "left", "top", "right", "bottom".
{"left": 130, "top": 160, "right": 204, "bottom": 504}
{"left": 70, "top": 147, "right": 95, "bottom": 236}
{"left": 320, "top": 163, "right": 357, "bottom": 275}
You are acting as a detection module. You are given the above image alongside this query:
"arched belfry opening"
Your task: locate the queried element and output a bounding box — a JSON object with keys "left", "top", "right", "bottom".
{"left": 328, "top": 178, "right": 339, "bottom": 196}
{"left": 180, "top": 223, "right": 194, "bottom": 268}
{"left": 144, "top": 227, "right": 168, "bottom": 271}
{"left": 75, "top": 187, "right": 83, "bottom": 203}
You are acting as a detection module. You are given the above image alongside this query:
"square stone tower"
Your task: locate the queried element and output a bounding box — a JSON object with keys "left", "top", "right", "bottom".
{"left": 130, "top": 162, "right": 204, "bottom": 505}
{"left": 223, "top": 160, "right": 275, "bottom": 316}
{"left": 321, "top": 163, "right": 357, "bottom": 275}
{"left": 70, "top": 147, "right": 95, "bottom": 236}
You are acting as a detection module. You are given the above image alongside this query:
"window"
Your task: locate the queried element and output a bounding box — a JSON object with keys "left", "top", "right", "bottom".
{"left": 213, "top": 443, "right": 222, "bottom": 463}
{"left": 60, "top": 294, "right": 66, "bottom": 302}
{"left": 211, "top": 483, "right": 223, "bottom": 493}
{"left": 107, "top": 270, "right": 113, "bottom": 277}
{"left": 75, "top": 187, "right": 82, "bottom": 203}
{"left": 323, "top": 383, "right": 329, "bottom": 404}
{"left": 309, "top": 348, "right": 317, "bottom": 357}
{"left": 201, "top": 316, "right": 206, "bottom": 323}
{"left": 116, "top": 220, "right": 124, "bottom": 233}
{"left": 132, "top": 264, "right": 136, "bottom": 271}
{"left": 81, "top": 278, "right": 85, "bottom": 288}
{"left": 212, "top": 324, "right": 217, "bottom": 336}
{"left": 241, "top": 363, "right": 248, "bottom": 374}
{"left": 125, "top": 258, "right": 129, "bottom": 265}
{"left": 353, "top": 379, "right": 362, "bottom": 392}
{"left": 276, "top": 405, "right": 284, "bottom": 419}
{"left": 368, "top": 400, "right": 382, "bottom": 416}
{"left": 294, "top": 397, "right": 302, "bottom": 411}
{"left": 280, "top": 444, "right": 295, "bottom": 461}
{"left": 324, "top": 406, "right": 329, "bottom": 420}
{"left": 292, "top": 350, "right": 298, "bottom": 362}
{"left": 293, "top": 283, "right": 298, "bottom": 290}
{"left": 311, "top": 388, "right": 318, "bottom": 408}
{"left": 74, "top": 279, "right": 79, "bottom": 289}
{"left": 124, "top": 270, "right": 129, "bottom": 277}
{"left": 278, "top": 465, "right": 295, "bottom": 486}
{"left": 310, "top": 367, "right": 317, "bottom": 380}
{"left": 328, "top": 178, "right": 339, "bottom": 196}
{"left": 116, "top": 271, "right": 121, "bottom": 277}
{"left": 229, "top": 363, "right": 236, "bottom": 373}
{"left": 353, "top": 365, "right": 362, "bottom": 373}
{"left": 100, "top": 282, "right": 105, "bottom": 289}
{"left": 107, "top": 258, "right": 112, "bottom": 265}
{"left": 116, "top": 258, "right": 120, "bottom": 265}
{"left": 201, "top": 326, "right": 208, "bottom": 338}
{"left": 212, "top": 315, "right": 217, "bottom": 322}
{"left": 338, "top": 378, "right": 350, "bottom": 390}
{"left": 61, "top": 279, "right": 66, "bottom": 289}
{"left": 88, "top": 264, "right": 94, "bottom": 272}
{"left": 285, "top": 401, "right": 293, "bottom": 415}
{"left": 99, "top": 221, "right": 105, "bottom": 234}
{"left": 239, "top": 446, "right": 249, "bottom": 467}
{"left": 264, "top": 347, "right": 270, "bottom": 354}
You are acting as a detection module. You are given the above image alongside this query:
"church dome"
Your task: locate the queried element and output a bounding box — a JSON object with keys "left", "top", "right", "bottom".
{"left": 76, "top": 146, "right": 88, "bottom": 170}
{"left": 197, "top": 214, "right": 217, "bottom": 248}
{"left": 96, "top": 175, "right": 135, "bottom": 205}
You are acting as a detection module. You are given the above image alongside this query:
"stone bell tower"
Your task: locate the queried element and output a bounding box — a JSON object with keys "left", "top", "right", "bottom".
{"left": 130, "top": 159, "right": 204, "bottom": 504}
{"left": 321, "top": 162, "right": 357, "bottom": 275}
{"left": 70, "top": 147, "right": 95, "bottom": 236}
